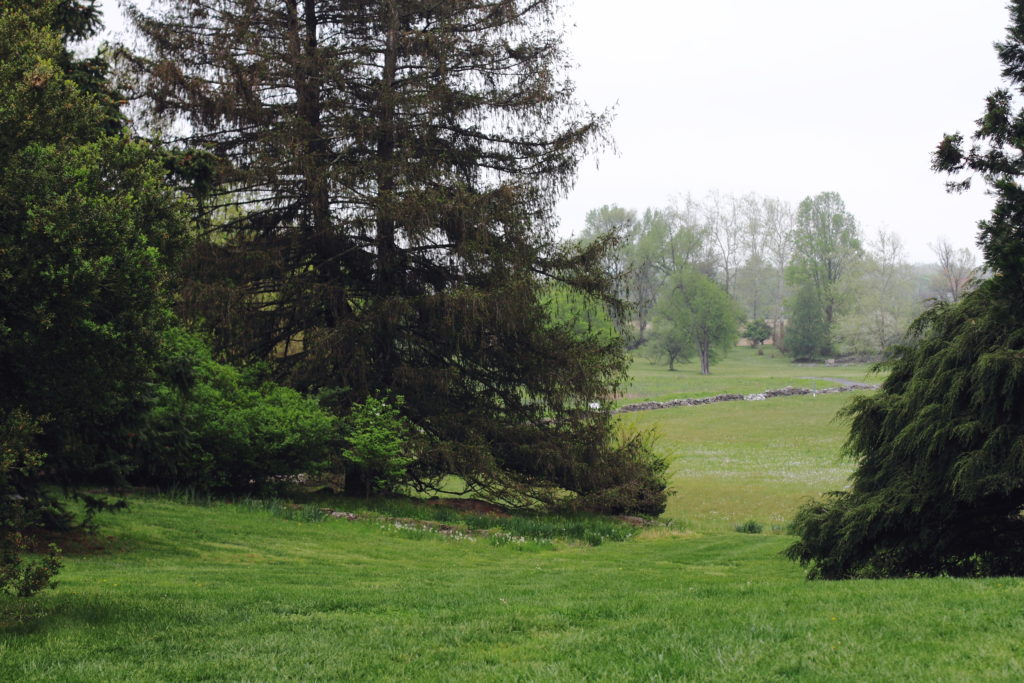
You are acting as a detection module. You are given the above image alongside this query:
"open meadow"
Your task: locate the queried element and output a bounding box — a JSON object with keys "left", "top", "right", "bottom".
{"left": 620, "top": 347, "right": 875, "bottom": 531}
{"left": 4, "top": 348, "right": 1024, "bottom": 681}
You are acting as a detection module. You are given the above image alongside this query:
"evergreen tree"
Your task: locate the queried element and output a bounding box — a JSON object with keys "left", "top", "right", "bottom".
{"left": 787, "top": 2, "right": 1024, "bottom": 578}
{"left": 123, "top": 1, "right": 666, "bottom": 513}
{"left": 785, "top": 282, "right": 830, "bottom": 360}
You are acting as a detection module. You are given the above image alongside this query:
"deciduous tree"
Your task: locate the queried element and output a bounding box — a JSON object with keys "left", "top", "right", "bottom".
{"left": 929, "top": 237, "right": 977, "bottom": 302}
{"left": 787, "top": 192, "right": 863, "bottom": 354}
{"left": 649, "top": 269, "right": 740, "bottom": 375}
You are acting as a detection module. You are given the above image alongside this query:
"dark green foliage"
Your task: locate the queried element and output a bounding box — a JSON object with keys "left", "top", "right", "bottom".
{"left": 133, "top": 329, "right": 337, "bottom": 493}
{"left": 0, "top": 5, "right": 187, "bottom": 488}
{"left": 0, "top": 410, "right": 62, "bottom": 598}
{"left": 125, "top": 0, "right": 666, "bottom": 514}
{"left": 788, "top": 1, "right": 1024, "bottom": 578}
{"left": 787, "top": 286, "right": 1024, "bottom": 577}
{"left": 558, "top": 427, "right": 669, "bottom": 516}
{"left": 735, "top": 520, "right": 763, "bottom": 534}
{"left": 786, "top": 283, "right": 830, "bottom": 360}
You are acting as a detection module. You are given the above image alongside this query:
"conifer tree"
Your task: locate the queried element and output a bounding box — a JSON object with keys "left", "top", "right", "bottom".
{"left": 123, "top": 1, "right": 666, "bottom": 512}
{"left": 787, "top": 2, "right": 1024, "bottom": 577}
{"left": 785, "top": 283, "right": 830, "bottom": 360}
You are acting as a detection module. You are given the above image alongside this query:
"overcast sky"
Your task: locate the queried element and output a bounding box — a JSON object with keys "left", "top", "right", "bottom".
{"left": 558, "top": 1, "right": 1009, "bottom": 262}
{"left": 98, "top": 1, "right": 1009, "bottom": 263}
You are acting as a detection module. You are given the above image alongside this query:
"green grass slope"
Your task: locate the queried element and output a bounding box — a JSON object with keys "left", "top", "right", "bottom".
{"left": 3, "top": 499, "right": 1023, "bottom": 681}
{"left": 8, "top": 347, "right": 1018, "bottom": 681}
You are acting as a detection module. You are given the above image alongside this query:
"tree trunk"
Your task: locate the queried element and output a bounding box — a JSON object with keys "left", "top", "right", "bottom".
{"left": 344, "top": 465, "right": 370, "bottom": 498}
{"left": 699, "top": 341, "right": 710, "bottom": 375}
{"left": 373, "top": 1, "right": 402, "bottom": 383}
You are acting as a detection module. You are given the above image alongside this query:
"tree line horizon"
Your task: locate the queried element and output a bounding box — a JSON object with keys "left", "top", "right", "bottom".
{"left": 573, "top": 190, "right": 978, "bottom": 371}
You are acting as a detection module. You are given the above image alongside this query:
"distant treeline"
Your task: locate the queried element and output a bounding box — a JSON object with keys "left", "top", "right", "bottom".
{"left": 579, "top": 191, "right": 979, "bottom": 361}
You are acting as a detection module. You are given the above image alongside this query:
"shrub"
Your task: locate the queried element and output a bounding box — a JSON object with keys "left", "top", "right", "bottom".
{"left": 0, "top": 409, "right": 62, "bottom": 598}
{"left": 338, "top": 394, "right": 415, "bottom": 496}
{"left": 133, "top": 329, "right": 337, "bottom": 492}
{"left": 735, "top": 520, "right": 763, "bottom": 534}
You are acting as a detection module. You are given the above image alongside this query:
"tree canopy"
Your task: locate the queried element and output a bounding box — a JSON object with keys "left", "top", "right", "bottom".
{"left": 122, "top": 0, "right": 666, "bottom": 513}
{"left": 787, "top": 2, "right": 1024, "bottom": 578}
{"left": 787, "top": 192, "right": 862, "bottom": 355}
{"left": 648, "top": 269, "right": 739, "bottom": 375}
{"left": 0, "top": 2, "right": 188, "bottom": 489}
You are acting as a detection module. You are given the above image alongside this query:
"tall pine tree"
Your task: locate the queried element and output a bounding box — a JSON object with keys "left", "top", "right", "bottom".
{"left": 123, "top": 0, "right": 666, "bottom": 512}
{"left": 787, "top": 2, "right": 1024, "bottom": 578}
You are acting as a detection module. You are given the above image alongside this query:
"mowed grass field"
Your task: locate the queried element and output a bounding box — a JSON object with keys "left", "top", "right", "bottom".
{"left": 620, "top": 346, "right": 878, "bottom": 404}
{"left": 624, "top": 393, "right": 855, "bottom": 532}
{"left": 623, "top": 346, "right": 874, "bottom": 530}
{"left": 6, "top": 347, "right": 1024, "bottom": 681}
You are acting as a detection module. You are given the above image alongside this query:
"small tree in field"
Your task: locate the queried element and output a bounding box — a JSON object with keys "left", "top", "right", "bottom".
{"left": 645, "top": 310, "right": 693, "bottom": 372}
{"left": 743, "top": 319, "right": 772, "bottom": 354}
{"left": 650, "top": 269, "right": 740, "bottom": 375}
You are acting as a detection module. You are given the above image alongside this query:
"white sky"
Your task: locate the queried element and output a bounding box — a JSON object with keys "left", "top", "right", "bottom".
{"left": 98, "top": 0, "right": 1008, "bottom": 263}
{"left": 558, "top": 1, "right": 1008, "bottom": 262}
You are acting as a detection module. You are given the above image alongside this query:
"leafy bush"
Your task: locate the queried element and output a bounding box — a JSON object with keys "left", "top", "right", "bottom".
{"left": 735, "top": 520, "right": 763, "bottom": 534}
{"left": 338, "top": 394, "right": 415, "bottom": 496}
{"left": 133, "top": 329, "right": 337, "bottom": 492}
{"left": 0, "top": 409, "right": 61, "bottom": 598}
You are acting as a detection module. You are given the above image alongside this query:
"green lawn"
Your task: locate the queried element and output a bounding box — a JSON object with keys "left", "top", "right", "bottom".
{"left": 619, "top": 346, "right": 874, "bottom": 530}
{"left": 8, "top": 349, "right": 1016, "bottom": 681}
{"left": 621, "top": 345, "right": 880, "bottom": 404}
{"left": 3, "top": 499, "right": 1023, "bottom": 681}
{"left": 623, "top": 393, "right": 856, "bottom": 532}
